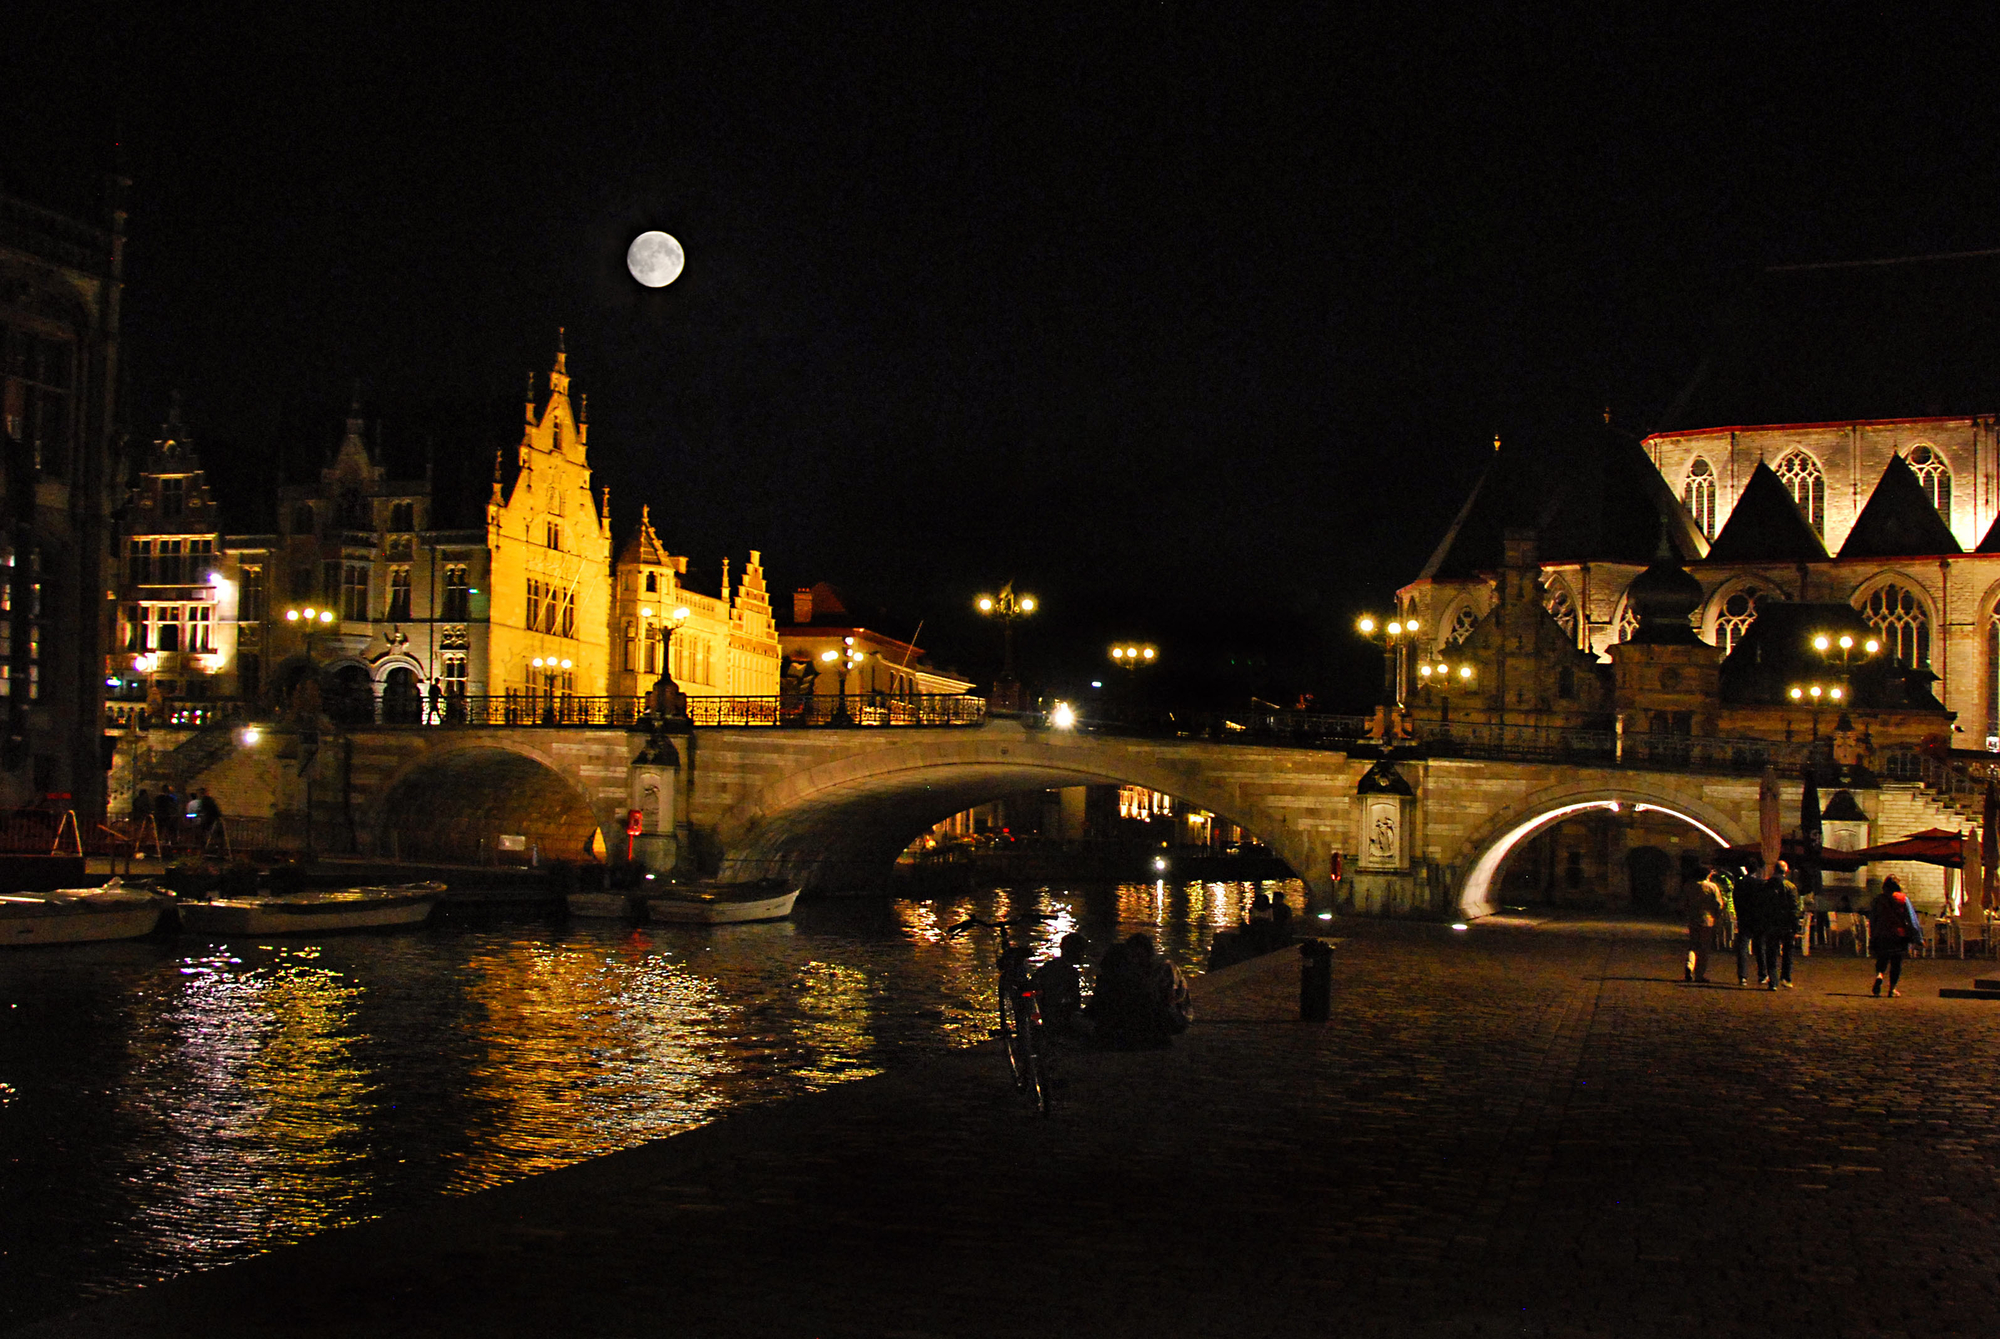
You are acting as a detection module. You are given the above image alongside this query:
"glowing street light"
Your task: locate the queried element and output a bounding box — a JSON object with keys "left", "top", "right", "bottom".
{"left": 975, "top": 581, "right": 1037, "bottom": 710}
{"left": 825, "top": 635, "right": 866, "bottom": 725}
{"left": 1356, "top": 612, "right": 1423, "bottom": 708}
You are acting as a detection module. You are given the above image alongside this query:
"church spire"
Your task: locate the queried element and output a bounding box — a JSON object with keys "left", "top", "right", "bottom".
{"left": 549, "top": 328, "right": 571, "bottom": 400}
{"left": 525, "top": 371, "right": 537, "bottom": 424}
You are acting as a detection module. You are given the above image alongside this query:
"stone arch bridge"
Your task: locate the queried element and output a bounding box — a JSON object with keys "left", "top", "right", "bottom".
{"left": 137, "top": 715, "right": 1910, "bottom": 917}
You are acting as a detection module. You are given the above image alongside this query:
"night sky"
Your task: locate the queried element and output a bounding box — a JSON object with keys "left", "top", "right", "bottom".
{"left": 11, "top": 5, "right": 2000, "bottom": 709}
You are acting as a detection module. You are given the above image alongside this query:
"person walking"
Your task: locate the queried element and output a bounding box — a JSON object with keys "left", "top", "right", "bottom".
{"left": 153, "top": 786, "right": 180, "bottom": 850}
{"left": 1760, "top": 860, "right": 1803, "bottom": 990}
{"left": 1710, "top": 864, "right": 1749, "bottom": 985}
{"left": 194, "top": 788, "right": 222, "bottom": 847}
{"left": 1869, "top": 875, "right": 1924, "bottom": 997}
{"left": 1681, "top": 870, "right": 1725, "bottom": 982}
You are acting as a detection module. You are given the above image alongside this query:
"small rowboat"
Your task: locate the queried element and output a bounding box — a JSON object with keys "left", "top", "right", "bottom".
{"left": 0, "top": 884, "right": 168, "bottom": 947}
{"left": 643, "top": 879, "right": 800, "bottom": 925}
{"left": 177, "top": 882, "right": 444, "bottom": 936}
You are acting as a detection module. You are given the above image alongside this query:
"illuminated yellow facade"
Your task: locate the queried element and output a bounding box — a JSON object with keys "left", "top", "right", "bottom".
{"left": 611, "top": 506, "right": 780, "bottom": 699}
{"left": 486, "top": 339, "right": 613, "bottom": 699}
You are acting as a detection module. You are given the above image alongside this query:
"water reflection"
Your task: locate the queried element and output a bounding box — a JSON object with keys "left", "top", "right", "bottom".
{"left": 0, "top": 878, "right": 1299, "bottom": 1325}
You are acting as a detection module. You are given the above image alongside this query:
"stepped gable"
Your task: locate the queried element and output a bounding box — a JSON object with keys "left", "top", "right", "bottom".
{"left": 1837, "top": 453, "right": 1962, "bottom": 558}
{"left": 1419, "top": 421, "right": 1705, "bottom": 579}
{"left": 1704, "top": 461, "right": 1830, "bottom": 563}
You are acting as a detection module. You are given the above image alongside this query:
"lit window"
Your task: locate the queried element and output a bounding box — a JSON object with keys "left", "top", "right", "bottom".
{"left": 1864, "top": 583, "right": 1930, "bottom": 668}
{"left": 1908, "top": 445, "right": 1951, "bottom": 519}
{"left": 1682, "top": 458, "right": 1716, "bottom": 539}
{"left": 1774, "top": 451, "right": 1825, "bottom": 535}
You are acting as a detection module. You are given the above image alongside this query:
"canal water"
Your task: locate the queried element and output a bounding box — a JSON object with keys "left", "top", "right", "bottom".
{"left": 0, "top": 878, "right": 1303, "bottom": 1326}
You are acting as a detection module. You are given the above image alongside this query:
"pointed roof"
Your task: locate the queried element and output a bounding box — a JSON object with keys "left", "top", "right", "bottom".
{"left": 1418, "top": 421, "right": 1707, "bottom": 580}
{"left": 1838, "top": 453, "right": 1963, "bottom": 558}
{"left": 618, "top": 504, "right": 669, "bottom": 566}
{"left": 1704, "top": 461, "right": 1830, "bottom": 562}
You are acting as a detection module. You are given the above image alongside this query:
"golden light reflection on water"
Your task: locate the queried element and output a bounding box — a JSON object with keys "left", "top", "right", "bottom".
{"left": 2, "top": 879, "right": 1300, "bottom": 1320}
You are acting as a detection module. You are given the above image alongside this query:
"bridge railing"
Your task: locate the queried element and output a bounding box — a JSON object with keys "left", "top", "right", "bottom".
{"left": 109, "top": 693, "right": 991, "bottom": 731}
{"left": 1074, "top": 705, "right": 1823, "bottom": 775}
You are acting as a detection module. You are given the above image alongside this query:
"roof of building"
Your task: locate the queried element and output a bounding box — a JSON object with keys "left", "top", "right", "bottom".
{"left": 1702, "top": 461, "right": 1830, "bottom": 563}
{"left": 1418, "top": 421, "right": 1706, "bottom": 580}
{"left": 1837, "top": 453, "right": 1962, "bottom": 558}
{"left": 1656, "top": 252, "right": 2000, "bottom": 432}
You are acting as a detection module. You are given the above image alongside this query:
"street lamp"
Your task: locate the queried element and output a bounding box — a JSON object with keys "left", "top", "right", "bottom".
{"left": 820, "top": 635, "right": 866, "bottom": 725}
{"left": 1356, "top": 613, "right": 1422, "bottom": 708}
{"left": 1811, "top": 631, "right": 1880, "bottom": 667}
{"left": 976, "top": 582, "right": 1037, "bottom": 710}
{"left": 1109, "top": 643, "right": 1158, "bottom": 669}
{"left": 1787, "top": 681, "right": 1847, "bottom": 741}
{"left": 282, "top": 605, "right": 337, "bottom": 861}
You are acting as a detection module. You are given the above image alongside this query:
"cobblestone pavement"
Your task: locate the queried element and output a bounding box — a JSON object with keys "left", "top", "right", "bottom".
{"left": 15, "top": 919, "right": 2000, "bottom": 1338}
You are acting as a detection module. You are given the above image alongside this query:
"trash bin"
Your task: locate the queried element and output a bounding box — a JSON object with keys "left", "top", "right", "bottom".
{"left": 1299, "top": 938, "right": 1334, "bottom": 1021}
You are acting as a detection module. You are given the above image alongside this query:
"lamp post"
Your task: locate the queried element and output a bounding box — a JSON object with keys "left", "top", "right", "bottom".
{"left": 281, "top": 605, "right": 337, "bottom": 861}
{"left": 820, "top": 635, "right": 866, "bottom": 725}
{"left": 976, "top": 583, "right": 1037, "bottom": 711}
{"left": 1415, "top": 655, "right": 1477, "bottom": 720}
{"left": 529, "top": 655, "right": 575, "bottom": 722}
{"left": 1786, "top": 681, "right": 1847, "bottom": 741}
{"left": 1355, "top": 613, "right": 1422, "bottom": 709}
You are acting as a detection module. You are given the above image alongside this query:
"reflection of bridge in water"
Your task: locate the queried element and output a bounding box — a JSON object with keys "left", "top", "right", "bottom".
{"left": 133, "top": 698, "right": 1969, "bottom": 918}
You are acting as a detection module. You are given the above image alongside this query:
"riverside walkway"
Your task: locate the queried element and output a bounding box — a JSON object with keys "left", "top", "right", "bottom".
{"left": 16, "top": 917, "right": 2000, "bottom": 1338}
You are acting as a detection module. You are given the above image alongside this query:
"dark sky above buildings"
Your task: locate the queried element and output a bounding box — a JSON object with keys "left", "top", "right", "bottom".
{"left": 11, "top": 5, "right": 2000, "bottom": 707}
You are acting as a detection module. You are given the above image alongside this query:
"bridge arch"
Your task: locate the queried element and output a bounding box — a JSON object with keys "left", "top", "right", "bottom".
{"left": 361, "top": 737, "right": 609, "bottom": 865}
{"left": 1452, "top": 780, "right": 1752, "bottom": 919}
{"left": 708, "top": 731, "right": 1325, "bottom": 895}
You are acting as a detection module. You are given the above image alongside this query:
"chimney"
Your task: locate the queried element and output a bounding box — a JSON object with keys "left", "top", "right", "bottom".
{"left": 793, "top": 587, "right": 813, "bottom": 624}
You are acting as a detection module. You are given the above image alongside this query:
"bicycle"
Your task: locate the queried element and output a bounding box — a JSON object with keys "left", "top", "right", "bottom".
{"left": 946, "top": 914, "right": 1057, "bottom": 1116}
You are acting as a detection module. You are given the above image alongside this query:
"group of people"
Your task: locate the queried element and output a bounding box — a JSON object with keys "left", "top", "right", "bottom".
{"left": 1681, "top": 860, "right": 1925, "bottom": 997}
{"left": 129, "top": 786, "right": 224, "bottom": 849}
{"left": 1032, "top": 930, "right": 1194, "bottom": 1049}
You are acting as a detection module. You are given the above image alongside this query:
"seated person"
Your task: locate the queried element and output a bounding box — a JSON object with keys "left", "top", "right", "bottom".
{"left": 1030, "top": 932, "right": 1092, "bottom": 1038}
{"left": 1088, "top": 933, "right": 1194, "bottom": 1047}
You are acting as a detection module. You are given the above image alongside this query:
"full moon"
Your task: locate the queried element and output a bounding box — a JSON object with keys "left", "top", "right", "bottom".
{"left": 626, "top": 231, "right": 684, "bottom": 287}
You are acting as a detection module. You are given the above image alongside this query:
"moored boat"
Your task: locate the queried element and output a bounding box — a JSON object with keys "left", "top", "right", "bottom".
{"left": 0, "top": 884, "right": 169, "bottom": 947}
{"left": 177, "top": 882, "right": 444, "bottom": 936}
{"left": 643, "top": 879, "right": 800, "bottom": 925}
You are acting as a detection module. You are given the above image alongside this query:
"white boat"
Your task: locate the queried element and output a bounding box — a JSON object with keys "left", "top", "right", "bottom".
{"left": 177, "top": 882, "right": 444, "bottom": 936}
{"left": 0, "top": 884, "right": 168, "bottom": 947}
{"left": 643, "top": 879, "right": 800, "bottom": 925}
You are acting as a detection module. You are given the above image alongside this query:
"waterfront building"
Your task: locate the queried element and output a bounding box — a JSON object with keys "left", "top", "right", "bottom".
{"left": 609, "top": 505, "right": 780, "bottom": 701}
{"left": 0, "top": 188, "right": 124, "bottom": 815}
{"left": 782, "top": 583, "right": 973, "bottom": 705}
{"left": 261, "top": 401, "right": 488, "bottom": 722}
{"left": 485, "top": 337, "right": 613, "bottom": 706}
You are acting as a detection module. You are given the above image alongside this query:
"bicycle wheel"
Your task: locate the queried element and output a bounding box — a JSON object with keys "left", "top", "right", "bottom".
{"left": 1015, "top": 997, "right": 1051, "bottom": 1116}
{"left": 999, "top": 984, "right": 1026, "bottom": 1089}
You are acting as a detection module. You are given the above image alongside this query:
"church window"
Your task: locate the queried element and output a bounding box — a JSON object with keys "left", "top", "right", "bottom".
{"left": 1682, "top": 459, "right": 1716, "bottom": 539}
{"left": 1863, "top": 583, "right": 1930, "bottom": 668}
{"left": 1908, "top": 445, "right": 1951, "bottom": 519}
{"left": 1616, "top": 600, "right": 1639, "bottom": 644}
{"left": 1447, "top": 604, "right": 1479, "bottom": 646}
{"left": 1714, "top": 587, "right": 1768, "bottom": 656}
{"left": 1544, "top": 583, "right": 1578, "bottom": 642}
{"left": 387, "top": 566, "right": 411, "bottom": 621}
{"left": 1774, "top": 451, "right": 1825, "bottom": 534}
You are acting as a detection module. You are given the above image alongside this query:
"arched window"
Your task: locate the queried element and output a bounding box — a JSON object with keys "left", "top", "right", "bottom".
{"left": 1713, "top": 586, "right": 1773, "bottom": 657}
{"left": 1543, "top": 582, "right": 1578, "bottom": 642}
{"left": 1908, "top": 445, "right": 1951, "bottom": 519}
{"left": 1682, "top": 458, "right": 1716, "bottom": 539}
{"left": 1616, "top": 599, "right": 1639, "bottom": 644}
{"left": 1863, "top": 583, "right": 1930, "bottom": 668}
{"left": 1774, "top": 450, "right": 1825, "bottom": 535}
{"left": 1447, "top": 603, "right": 1479, "bottom": 646}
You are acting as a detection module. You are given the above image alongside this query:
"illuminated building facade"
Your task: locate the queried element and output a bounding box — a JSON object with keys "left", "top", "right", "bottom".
{"left": 486, "top": 338, "right": 613, "bottom": 704}
{"left": 609, "top": 506, "right": 779, "bottom": 700}
{"left": 781, "top": 583, "right": 973, "bottom": 705}
{"left": 0, "top": 188, "right": 124, "bottom": 814}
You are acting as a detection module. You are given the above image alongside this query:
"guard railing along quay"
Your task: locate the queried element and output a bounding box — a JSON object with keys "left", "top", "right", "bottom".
{"left": 107, "top": 693, "right": 990, "bottom": 731}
